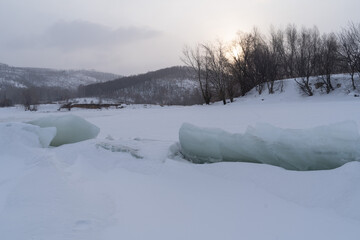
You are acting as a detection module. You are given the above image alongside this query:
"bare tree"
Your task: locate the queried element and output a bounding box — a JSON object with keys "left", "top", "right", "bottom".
{"left": 22, "top": 88, "right": 39, "bottom": 111}
{"left": 203, "top": 41, "right": 230, "bottom": 104}
{"left": 181, "top": 45, "right": 212, "bottom": 104}
{"left": 0, "top": 93, "right": 13, "bottom": 107}
{"left": 294, "top": 27, "right": 320, "bottom": 96}
{"left": 225, "top": 73, "right": 239, "bottom": 102}
{"left": 229, "top": 29, "right": 265, "bottom": 95}
{"left": 338, "top": 22, "right": 360, "bottom": 90}
{"left": 229, "top": 34, "right": 247, "bottom": 96}
{"left": 355, "top": 24, "right": 360, "bottom": 75}
{"left": 285, "top": 24, "right": 298, "bottom": 78}
{"left": 229, "top": 28, "right": 285, "bottom": 96}
{"left": 318, "top": 33, "right": 339, "bottom": 93}
{"left": 252, "top": 40, "right": 269, "bottom": 94}
{"left": 267, "top": 27, "right": 286, "bottom": 93}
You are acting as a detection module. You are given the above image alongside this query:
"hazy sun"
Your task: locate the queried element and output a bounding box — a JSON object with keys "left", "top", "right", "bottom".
{"left": 225, "top": 44, "right": 242, "bottom": 61}
{"left": 231, "top": 44, "right": 242, "bottom": 60}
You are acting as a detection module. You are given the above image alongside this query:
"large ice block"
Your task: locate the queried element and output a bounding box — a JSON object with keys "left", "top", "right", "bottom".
{"left": 179, "top": 122, "right": 360, "bottom": 170}
{"left": 28, "top": 115, "right": 100, "bottom": 146}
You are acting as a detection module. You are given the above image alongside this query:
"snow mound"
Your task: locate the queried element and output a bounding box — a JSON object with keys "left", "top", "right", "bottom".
{"left": 28, "top": 115, "right": 100, "bottom": 146}
{"left": 179, "top": 122, "right": 360, "bottom": 170}
{"left": 0, "top": 122, "right": 56, "bottom": 148}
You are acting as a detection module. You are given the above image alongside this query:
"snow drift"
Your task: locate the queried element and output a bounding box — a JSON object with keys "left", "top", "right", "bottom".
{"left": 28, "top": 115, "right": 100, "bottom": 146}
{"left": 179, "top": 122, "right": 360, "bottom": 170}
{"left": 0, "top": 122, "right": 56, "bottom": 148}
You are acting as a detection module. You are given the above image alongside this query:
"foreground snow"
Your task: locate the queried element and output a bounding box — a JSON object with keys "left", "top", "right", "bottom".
{"left": 0, "top": 83, "right": 360, "bottom": 239}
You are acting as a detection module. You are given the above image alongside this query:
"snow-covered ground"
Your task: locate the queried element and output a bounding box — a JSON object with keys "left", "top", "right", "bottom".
{"left": 0, "top": 78, "right": 360, "bottom": 239}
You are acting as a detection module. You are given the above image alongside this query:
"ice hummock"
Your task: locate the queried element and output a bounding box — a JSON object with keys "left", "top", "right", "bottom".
{"left": 179, "top": 122, "right": 360, "bottom": 170}
{"left": 28, "top": 114, "right": 100, "bottom": 146}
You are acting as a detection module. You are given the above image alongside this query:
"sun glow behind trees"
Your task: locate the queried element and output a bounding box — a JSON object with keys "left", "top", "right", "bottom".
{"left": 231, "top": 44, "right": 242, "bottom": 61}
{"left": 182, "top": 23, "right": 360, "bottom": 105}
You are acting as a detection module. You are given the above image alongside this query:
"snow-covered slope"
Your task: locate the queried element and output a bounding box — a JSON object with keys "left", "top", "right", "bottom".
{"left": 0, "top": 86, "right": 360, "bottom": 239}
{"left": 244, "top": 73, "right": 360, "bottom": 102}
{"left": 0, "top": 63, "right": 119, "bottom": 90}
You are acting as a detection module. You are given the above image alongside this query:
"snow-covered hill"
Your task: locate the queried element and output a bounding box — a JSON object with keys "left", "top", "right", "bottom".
{"left": 0, "top": 63, "right": 119, "bottom": 90}
{"left": 81, "top": 66, "right": 200, "bottom": 105}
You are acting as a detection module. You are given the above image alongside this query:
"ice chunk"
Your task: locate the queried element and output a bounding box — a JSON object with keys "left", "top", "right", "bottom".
{"left": 179, "top": 122, "right": 360, "bottom": 170}
{"left": 22, "top": 125, "right": 57, "bottom": 148}
{"left": 0, "top": 122, "right": 56, "bottom": 148}
{"left": 28, "top": 115, "right": 100, "bottom": 146}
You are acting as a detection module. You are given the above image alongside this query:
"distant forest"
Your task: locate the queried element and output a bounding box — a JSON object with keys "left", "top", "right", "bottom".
{"left": 0, "top": 86, "right": 76, "bottom": 108}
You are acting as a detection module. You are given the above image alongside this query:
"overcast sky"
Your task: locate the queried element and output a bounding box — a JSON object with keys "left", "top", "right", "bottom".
{"left": 1, "top": 0, "right": 360, "bottom": 75}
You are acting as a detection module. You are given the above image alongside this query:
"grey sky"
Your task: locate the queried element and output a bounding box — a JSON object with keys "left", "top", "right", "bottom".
{"left": 0, "top": 0, "right": 359, "bottom": 75}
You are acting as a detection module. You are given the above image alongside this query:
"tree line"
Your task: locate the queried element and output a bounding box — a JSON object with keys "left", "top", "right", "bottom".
{"left": 182, "top": 23, "right": 360, "bottom": 104}
{"left": 0, "top": 86, "right": 76, "bottom": 110}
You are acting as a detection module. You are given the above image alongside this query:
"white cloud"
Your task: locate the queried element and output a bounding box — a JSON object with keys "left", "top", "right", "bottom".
{"left": 7, "top": 20, "right": 161, "bottom": 51}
